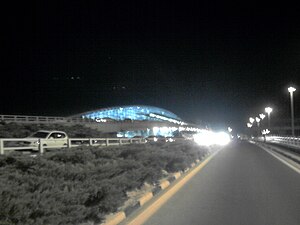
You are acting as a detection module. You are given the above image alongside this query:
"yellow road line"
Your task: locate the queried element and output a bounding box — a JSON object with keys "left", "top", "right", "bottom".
{"left": 126, "top": 150, "right": 220, "bottom": 225}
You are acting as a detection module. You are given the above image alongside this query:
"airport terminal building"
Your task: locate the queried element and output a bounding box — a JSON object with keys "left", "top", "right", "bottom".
{"left": 71, "top": 105, "right": 193, "bottom": 137}
{"left": 73, "top": 105, "right": 185, "bottom": 125}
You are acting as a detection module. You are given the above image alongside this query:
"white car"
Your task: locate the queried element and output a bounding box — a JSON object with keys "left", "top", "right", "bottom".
{"left": 23, "top": 130, "right": 68, "bottom": 150}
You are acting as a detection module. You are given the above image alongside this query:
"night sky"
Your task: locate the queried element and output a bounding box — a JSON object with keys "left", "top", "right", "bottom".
{"left": 2, "top": 2, "right": 300, "bottom": 132}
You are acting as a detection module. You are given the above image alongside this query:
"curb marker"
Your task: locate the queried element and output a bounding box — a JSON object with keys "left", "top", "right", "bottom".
{"left": 101, "top": 152, "right": 219, "bottom": 225}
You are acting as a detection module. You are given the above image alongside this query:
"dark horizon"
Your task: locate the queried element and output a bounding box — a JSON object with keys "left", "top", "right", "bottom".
{"left": 2, "top": 2, "right": 300, "bottom": 132}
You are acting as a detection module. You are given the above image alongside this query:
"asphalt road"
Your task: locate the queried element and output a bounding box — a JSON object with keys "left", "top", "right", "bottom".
{"left": 143, "top": 141, "right": 300, "bottom": 225}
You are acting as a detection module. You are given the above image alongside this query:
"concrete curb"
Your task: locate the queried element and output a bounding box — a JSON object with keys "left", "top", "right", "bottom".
{"left": 101, "top": 155, "right": 210, "bottom": 225}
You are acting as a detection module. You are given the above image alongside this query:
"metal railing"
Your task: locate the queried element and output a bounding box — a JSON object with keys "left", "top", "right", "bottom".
{"left": 265, "top": 136, "right": 300, "bottom": 149}
{"left": 0, "top": 115, "right": 97, "bottom": 124}
{"left": 0, "top": 114, "right": 177, "bottom": 125}
{"left": 0, "top": 137, "right": 146, "bottom": 155}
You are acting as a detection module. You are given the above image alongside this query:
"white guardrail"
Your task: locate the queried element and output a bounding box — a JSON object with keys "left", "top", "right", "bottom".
{"left": 0, "top": 138, "right": 146, "bottom": 155}
{"left": 264, "top": 136, "right": 300, "bottom": 149}
{"left": 0, "top": 115, "right": 95, "bottom": 124}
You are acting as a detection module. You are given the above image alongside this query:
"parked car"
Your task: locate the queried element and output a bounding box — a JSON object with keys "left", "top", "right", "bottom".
{"left": 22, "top": 130, "right": 68, "bottom": 150}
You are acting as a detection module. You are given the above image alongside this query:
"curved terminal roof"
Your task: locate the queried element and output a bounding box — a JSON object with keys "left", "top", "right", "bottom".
{"left": 72, "top": 105, "right": 184, "bottom": 124}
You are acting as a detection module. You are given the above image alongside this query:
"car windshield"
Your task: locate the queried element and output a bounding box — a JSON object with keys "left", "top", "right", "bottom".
{"left": 29, "top": 132, "right": 49, "bottom": 138}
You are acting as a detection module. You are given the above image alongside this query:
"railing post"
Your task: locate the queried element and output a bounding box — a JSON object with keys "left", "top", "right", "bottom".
{"left": 106, "top": 139, "right": 109, "bottom": 146}
{"left": 89, "top": 139, "right": 93, "bottom": 146}
{"left": 67, "top": 139, "right": 71, "bottom": 148}
{"left": 39, "top": 139, "right": 44, "bottom": 154}
{"left": 0, "top": 139, "right": 4, "bottom": 155}
{"left": 119, "top": 138, "right": 122, "bottom": 145}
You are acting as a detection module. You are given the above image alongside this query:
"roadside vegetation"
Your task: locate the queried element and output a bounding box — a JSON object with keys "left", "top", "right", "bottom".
{"left": 0, "top": 141, "right": 211, "bottom": 225}
{"left": 0, "top": 122, "right": 213, "bottom": 224}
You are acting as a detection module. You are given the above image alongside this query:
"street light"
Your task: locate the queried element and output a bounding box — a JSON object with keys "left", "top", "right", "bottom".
{"left": 288, "top": 86, "right": 296, "bottom": 136}
{"left": 259, "top": 113, "right": 266, "bottom": 120}
{"left": 247, "top": 123, "right": 252, "bottom": 128}
{"left": 265, "top": 107, "right": 273, "bottom": 128}
{"left": 249, "top": 117, "right": 255, "bottom": 124}
{"left": 255, "top": 117, "right": 261, "bottom": 127}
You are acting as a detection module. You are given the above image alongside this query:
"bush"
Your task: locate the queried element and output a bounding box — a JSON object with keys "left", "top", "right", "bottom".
{"left": 0, "top": 141, "right": 209, "bottom": 224}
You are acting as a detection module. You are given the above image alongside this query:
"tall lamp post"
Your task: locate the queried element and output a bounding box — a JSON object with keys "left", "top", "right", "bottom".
{"left": 255, "top": 117, "right": 261, "bottom": 137}
{"left": 288, "top": 87, "right": 296, "bottom": 136}
{"left": 255, "top": 117, "right": 261, "bottom": 127}
{"left": 259, "top": 113, "right": 265, "bottom": 128}
{"left": 265, "top": 107, "right": 273, "bottom": 129}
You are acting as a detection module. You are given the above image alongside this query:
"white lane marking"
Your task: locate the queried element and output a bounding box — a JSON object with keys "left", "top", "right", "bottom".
{"left": 258, "top": 144, "right": 300, "bottom": 175}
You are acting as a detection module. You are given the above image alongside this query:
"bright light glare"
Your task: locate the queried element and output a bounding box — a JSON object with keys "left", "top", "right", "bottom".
{"left": 259, "top": 113, "right": 265, "bottom": 120}
{"left": 265, "top": 107, "right": 273, "bottom": 114}
{"left": 193, "top": 131, "right": 230, "bottom": 146}
{"left": 288, "top": 87, "right": 296, "bottom": 93}
{"left": 261, "top": 129, "right": 270, "bottom": 135}
{"left": 249, "top": 117, "right": 255, "bottom": 123}
{"left": 193, "top": 130, "right": 214, "bottom": 146}
{"left": 216, "top": 132, "right": 231, "bottom": 145}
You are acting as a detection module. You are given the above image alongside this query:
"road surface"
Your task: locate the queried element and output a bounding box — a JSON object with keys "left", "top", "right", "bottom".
{"left": 143, "top": 141, "right": 300, "bottom": 225}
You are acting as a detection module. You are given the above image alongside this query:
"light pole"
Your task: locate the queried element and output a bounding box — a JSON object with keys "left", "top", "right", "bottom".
{"left": 288, "top": 87, "right": 296, "bottom": 136}
{"left": 259, "top": 113, "right": 265, "bottom": 128}
{"left": 255, "top": 117, "right": 261, "bottom": 127}
{"left": 255, "top": 117, "right": 261, "bottom": 137}
{"left": 265, "top": 107, "right": 273, "bottom": 129}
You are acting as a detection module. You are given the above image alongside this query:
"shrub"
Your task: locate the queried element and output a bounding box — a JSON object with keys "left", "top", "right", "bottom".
{"left": 0, "top": 141, "right": 210, "bottom": 224}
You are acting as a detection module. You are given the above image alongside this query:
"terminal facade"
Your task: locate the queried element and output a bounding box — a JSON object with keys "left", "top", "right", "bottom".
{"left": 72, "top": 105, "right": 195, "bottom": 138}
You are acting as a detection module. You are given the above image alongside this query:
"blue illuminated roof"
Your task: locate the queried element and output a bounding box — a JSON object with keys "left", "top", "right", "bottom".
{"left": 73, "top": 105, "right": 182, "bottom": 122}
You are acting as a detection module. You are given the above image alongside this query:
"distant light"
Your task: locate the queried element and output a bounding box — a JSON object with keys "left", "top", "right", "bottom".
{"left": 255, "top": 117, "right": 261, "bottom": 123}
{"left": 262, "top": 129, "right": 270, "bottom": 135}
{"left": 228, "top": 127, "right": 233, "bottom": 133}
{"left": 95, "top": 118, "right": 107, "bottom": 123}
{"left": 265, "top": 107, "right": 273, "bottom": 114}
{"left": 153, "top": 127, "right": 159, "bottom": 135}
{"left": 193, "top": 131, "right": 230, "bottom": 146}
{"left": 216, "top": 132, "right": 231, "bottom": 146}
{"left": 193, "top": 130, "right": 214, "bottom": 146}
{"left": 247, "top": 123, "right": 252, "bottom": 128}
{"left": 288, "top": 87, "right": 296, "bottom": 93}
{"left": 259, "top": 113, "right": 265, "bottom": 120}
{"left": 149, "top": 113, "right": 186, "bottom": 125}
{"left": 249, "top": 117, "right": 255, "bottom": 123}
